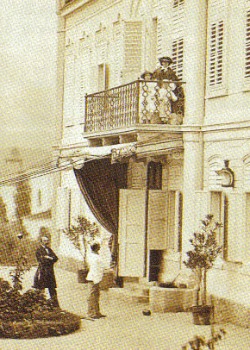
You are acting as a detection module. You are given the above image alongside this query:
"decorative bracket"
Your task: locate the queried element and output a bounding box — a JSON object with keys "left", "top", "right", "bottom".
{"left": 216, "top": 160, "right": 234, "bottom": 188}
{"left": 111, "top": 144, "right": 137, "bottom": 163}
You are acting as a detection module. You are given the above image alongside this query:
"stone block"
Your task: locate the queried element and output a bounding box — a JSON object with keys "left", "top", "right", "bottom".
{"left": 149, "top": 287, "right": 194, "bottom": 313}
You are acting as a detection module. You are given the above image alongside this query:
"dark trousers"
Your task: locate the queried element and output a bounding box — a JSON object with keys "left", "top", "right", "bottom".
{"left": 48, "top": 287, "right": 59, "bottom": 307}
{"left": 87, "top": 282, "right": 100, "bottom": 317}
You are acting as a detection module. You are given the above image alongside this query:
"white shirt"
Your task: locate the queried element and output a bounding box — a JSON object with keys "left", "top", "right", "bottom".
{"left": 86, "top": 252, "right": 104, "bottom": 284}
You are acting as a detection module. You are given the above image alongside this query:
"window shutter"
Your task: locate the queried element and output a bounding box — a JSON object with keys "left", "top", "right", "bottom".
{"left": 172, "top": 38, "right": 184, "bottom": 80}
{"left": 245, "top": 9, "right": 250, "bottom": 79}
{"left": 148, "top": 190, "right": 168, "bottom": 250}
{"left": 123, "top": 21, "right": 143, "bottom": 82}
{"left": 167, "top": 191, "right": 183, "bottom": 252}
{"left": 209, "top": 20, "right": 224, "bottom": 87}
{"left": 118, "top": 189, "right": 146, "bottom": 277}
{"left": 207, "top": 0, "right": 227, "bottom": 95}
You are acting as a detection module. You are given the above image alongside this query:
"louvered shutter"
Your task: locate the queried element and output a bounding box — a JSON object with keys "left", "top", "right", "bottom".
{"left": 118, "top": 189, "right": 146, "bottom": 277}
{"left": 209, "top": 20, "right": 224, "bottom": 87}
{"left": 207, "top": 0, "right": 227, "bottom": 94}
{"left": 245, "top": 8, "right": 250, "bottom": 80}
{"left": 148, "top": 190, "right": 168, "bottom": 250}
{"left": 172, "top": 38, "right": 184, "bottom": 80}
{"left": 123, "top": 21, "right": 143, "bottom": 82}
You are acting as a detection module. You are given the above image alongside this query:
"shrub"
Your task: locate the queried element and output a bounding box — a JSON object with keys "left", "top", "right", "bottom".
{"left": 0, "top": 278, "right": 81, "bottom": 338}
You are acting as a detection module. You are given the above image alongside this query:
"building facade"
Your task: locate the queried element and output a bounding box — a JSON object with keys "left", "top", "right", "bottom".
{"left": 56, "top": 0, "right": 250, "bottom": 308}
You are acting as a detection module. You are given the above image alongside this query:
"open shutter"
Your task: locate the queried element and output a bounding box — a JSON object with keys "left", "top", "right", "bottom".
{"left": 118, "top": 189, "right": 146, "bottom": 277}
{"left": 55, "top": 187, "right": 70, "bottom": 230}
{"left": 148, "top": 190, "right": 168, "bottom": 250}
{"left": 226, "top": 193, "right": 243, "bottom": 263}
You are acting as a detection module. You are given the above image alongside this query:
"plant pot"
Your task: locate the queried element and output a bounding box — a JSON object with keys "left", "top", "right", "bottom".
{"left": 77, "top": 268, "right": 88, "bottom": 283}
{"left": 192, "top": 305, "right": 213, "bottom": 325}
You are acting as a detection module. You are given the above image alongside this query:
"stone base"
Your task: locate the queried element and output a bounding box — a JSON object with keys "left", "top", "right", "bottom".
{"left": 150, "top": 287, "right": 194, "bottom": 313}
{"left": 212, "top": 295, "right": 250, "bottom": 328}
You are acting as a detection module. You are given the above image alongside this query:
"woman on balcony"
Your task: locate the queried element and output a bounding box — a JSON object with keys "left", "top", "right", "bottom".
{"left": 152, "top": 56, "right": 184, "bottom": 119}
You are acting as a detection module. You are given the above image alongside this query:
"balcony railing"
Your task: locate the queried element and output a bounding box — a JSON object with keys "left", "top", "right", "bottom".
{"left": 85, "top": 80, "right": 185, "bottom": 133}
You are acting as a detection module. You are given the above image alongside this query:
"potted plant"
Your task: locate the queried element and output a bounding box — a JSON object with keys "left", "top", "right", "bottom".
{"left": 63, "top": 216, "right": 99, "bottom": 283}
{"left": 183, "top": 214, "right": 222, "bottom": 325}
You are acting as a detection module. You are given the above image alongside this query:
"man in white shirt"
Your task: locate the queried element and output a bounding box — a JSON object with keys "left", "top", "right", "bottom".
{"left": 86, "top": 243, "right": 106, "bottom": 319}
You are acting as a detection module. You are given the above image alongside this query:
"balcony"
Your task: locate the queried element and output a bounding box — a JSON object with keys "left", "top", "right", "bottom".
{"left": 85, "top": 80, "right": 185, "bottom": 135}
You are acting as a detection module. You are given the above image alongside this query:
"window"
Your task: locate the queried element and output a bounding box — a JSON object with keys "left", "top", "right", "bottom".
{"left": 172, "top": 38, "right": 184, "bottom": 80}
{"left": 209, "top": 20, "right": 224, "bottom": 87}
{"left": 147, "top": 162, "right": 162, "bottom": 190}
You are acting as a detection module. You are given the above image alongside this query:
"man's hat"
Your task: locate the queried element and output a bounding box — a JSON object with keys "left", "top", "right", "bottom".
{"left": 140, "top": 70, "right": 153, "bottom": 79}
{"left": 159, "top": 56, "right": 173, "bottom": 65}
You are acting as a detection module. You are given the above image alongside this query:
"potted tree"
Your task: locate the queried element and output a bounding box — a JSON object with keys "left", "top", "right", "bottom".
{"left": 183, "top": 214, "right": 222, "bottom": 325}
{"left": 63, "top": 216, "right": 99, "bottom": 283}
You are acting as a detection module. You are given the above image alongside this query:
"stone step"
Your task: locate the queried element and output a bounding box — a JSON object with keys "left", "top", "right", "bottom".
{"left": 108, "top": 287, "right": 149, "bottom": 304}
{"left": 132, "top": 294, "right": 149, "bottom": 304}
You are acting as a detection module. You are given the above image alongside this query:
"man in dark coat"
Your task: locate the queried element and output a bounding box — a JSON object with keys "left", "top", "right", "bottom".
{"left": 152, "top": 56, "right": 184, "bottom": 116}
{"left": 33, "top": 236, "right": 59, "bottom": 307}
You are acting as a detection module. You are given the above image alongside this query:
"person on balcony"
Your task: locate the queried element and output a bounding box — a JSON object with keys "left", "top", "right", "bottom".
{"left": 152, "top": 56, "right": 184, "bottom": 119}
{"left": 140, "top": 70, "right": 157, "bottom": 124}
{"left": 158, "top": 81, "right": 178, "bottom": 123}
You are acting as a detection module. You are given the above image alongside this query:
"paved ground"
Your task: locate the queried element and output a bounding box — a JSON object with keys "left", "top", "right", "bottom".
{"left": 0, "top": 267, "right": 250, "bottom": 350}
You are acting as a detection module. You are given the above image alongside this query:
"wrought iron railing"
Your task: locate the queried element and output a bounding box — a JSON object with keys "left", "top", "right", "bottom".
{"left": 85, "top": 80, "right": 185, "bottom": 133}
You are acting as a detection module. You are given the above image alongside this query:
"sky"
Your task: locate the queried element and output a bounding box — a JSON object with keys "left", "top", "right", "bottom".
{"left": 0, "top": 0, "right": 58, "bottom": 160}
